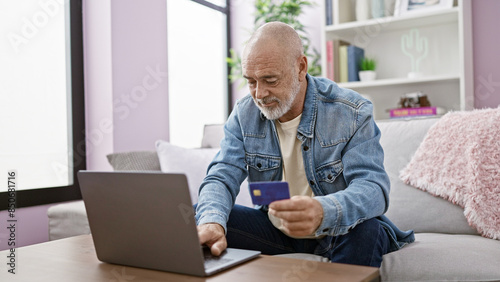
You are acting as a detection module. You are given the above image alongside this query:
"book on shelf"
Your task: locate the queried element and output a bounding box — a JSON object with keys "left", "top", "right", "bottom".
{"left": 347, "top": 45, "right": 364, "bottom": 82}
{"left": 325, "top": 40, "right": 348, "bottom": 82}
{"left": 326, "top": 40, "right": 334, "bottom": 81}
{"left": 389, "top": 107, "right": 446, "bottom": 118}
{"left": 325, "top": 40, "right": 363, "bottom": 83}
{"left": 325, "top": 0, "right": 333, "bottom": 25}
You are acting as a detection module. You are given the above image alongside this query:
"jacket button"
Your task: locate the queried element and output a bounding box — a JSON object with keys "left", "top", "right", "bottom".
{"left": 309, "top": 180, "right": 315, "bottom": 186}
{"left": 303, "top": 146, "right": 309, "bottom": 151}
{"left": 327, "top": 174, "right": 333, "bottom": 180}
{"left": 257, "top": 163, "right": 262, "bottom": 168}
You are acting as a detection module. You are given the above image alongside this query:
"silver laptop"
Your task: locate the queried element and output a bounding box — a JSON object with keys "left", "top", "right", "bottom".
{"left": 77, "top": 171, "right": 260, "bottom": 277}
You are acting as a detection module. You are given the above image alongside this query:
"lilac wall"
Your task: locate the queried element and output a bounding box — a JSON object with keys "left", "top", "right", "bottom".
{"left": 110, "top": 0, "right": 169, "bottom": 154}
{"left": 86, "top": 0, "right": 169, "bottom": 170}
{"left": 0, "top": 203, "right": 53, "bottom": 250}
{"left": 472, "top": 0, "right": 500, "bottom": 109}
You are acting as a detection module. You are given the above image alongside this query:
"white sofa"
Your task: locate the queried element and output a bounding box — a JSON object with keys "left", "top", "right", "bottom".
{"left": 48, "top": 117, "right": 500, "bottom": 281}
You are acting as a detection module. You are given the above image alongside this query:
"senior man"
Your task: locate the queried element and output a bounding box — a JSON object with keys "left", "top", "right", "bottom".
{"left": 195, "top": 22, "right": 414, "bottom": 267}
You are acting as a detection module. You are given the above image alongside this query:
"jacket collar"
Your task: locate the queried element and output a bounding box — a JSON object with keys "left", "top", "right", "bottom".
{"left": 297, "top": 74, "right": 317, "bottom": 139}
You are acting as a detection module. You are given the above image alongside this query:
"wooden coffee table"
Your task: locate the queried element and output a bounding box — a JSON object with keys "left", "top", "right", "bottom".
{"left": 0, "top": 235, "right": 379, "bottom": 281}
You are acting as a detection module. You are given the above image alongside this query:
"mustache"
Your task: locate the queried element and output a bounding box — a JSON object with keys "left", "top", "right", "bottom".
{"left": 256, "top": 96, "right": 280, "bottom": 105}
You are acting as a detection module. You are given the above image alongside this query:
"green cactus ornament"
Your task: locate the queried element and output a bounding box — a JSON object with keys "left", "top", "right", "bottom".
{"left": 401, "top": 29, "right": 429, "bottom": 78}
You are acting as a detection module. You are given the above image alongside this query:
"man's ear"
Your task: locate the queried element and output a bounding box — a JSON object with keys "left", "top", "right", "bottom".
{"left": 298, "top": 55, "right": 308, "bottom": 81}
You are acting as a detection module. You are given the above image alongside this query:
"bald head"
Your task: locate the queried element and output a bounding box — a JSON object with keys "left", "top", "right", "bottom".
{"left": 242, "top": 22, "right": 304, "bottom": 64}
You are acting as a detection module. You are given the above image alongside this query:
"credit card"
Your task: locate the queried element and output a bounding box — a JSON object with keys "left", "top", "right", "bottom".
{"left": 249, "top": 181, "right": 290, "bottom": 206}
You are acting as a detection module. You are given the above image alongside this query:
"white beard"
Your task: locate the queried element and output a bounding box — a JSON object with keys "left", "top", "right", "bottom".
{"left": 254, "top": 77, "right": 301, "bottom": 120}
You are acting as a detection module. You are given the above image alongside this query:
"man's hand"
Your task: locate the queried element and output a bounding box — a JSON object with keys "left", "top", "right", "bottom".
{"left": 268, "top": 196, "right": 324, "bottom": 237}
{"left": 197, "top": 223, "right": 227, "bottom": 256}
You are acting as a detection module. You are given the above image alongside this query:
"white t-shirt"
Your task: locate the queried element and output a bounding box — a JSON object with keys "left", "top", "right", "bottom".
{"left": 268, "top": 114, "right": 319, "bottom": 238}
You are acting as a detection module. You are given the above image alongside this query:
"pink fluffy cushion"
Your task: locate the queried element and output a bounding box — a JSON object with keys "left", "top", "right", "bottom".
{"left": 400, "top": 107, "right": 500, "bottom": 239}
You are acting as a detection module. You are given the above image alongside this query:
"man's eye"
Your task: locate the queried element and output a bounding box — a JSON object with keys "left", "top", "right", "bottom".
{"left": 267, "top": 80, "right": 277, "bottom": 85}
{"left": 247, "top": 80, "right": 256, "bottom": 86}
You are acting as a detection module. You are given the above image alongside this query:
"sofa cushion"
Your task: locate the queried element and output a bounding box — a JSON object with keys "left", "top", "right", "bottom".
{"left": 156, "top": 140, "right": 253, "bottom": 207}
{"left": 400, "top": 108, "right": 500, "bottom": 239}
{"left": 380, "top": 233, "right": 500, "bottom": 281}
{"left": 106, "top": 151, "right": 160, "bottom": 171}
{"left": 377, "top": 118, "right": 477, "bottom": 235}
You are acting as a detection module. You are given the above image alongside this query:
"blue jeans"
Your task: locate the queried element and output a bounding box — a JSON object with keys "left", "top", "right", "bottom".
{"left": 224, "top": 205, "right": 390, "bottom": 267}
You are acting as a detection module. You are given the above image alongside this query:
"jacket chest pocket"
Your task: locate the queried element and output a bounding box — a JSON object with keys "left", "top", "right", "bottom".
{"left": 245, "top": 153, "right": 281, "bottom": 182}
{"left": 316, "top": 160, "right": 343, "bottom": 184}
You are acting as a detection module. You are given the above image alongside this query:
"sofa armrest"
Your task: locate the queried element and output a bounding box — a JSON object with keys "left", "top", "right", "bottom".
{"left": 47, "top": 201, "right": 89, "bottom": 240}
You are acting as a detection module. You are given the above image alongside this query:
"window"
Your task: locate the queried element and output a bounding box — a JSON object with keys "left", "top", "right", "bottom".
{"left": 166, "top": 0, "right": 230, "bottom": 148}
{"left": 0, "top": 0, "right": 85, "bottom": 208}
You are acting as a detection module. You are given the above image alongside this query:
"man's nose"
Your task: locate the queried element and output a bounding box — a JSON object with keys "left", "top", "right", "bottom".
{"left": 255, "top": 83, "right": 269, "bottom": 100}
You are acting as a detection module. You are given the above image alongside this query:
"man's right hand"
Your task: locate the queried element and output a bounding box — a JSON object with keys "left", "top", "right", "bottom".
{"left": 197, "top": 223, "right": 227, "bottom": 256}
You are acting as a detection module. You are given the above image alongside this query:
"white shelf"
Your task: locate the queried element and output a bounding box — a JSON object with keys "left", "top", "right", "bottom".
{"left": 320, "top": 1, "right": 473, "bottom": 120}
{"left": 325, "top": 7, "right": 459, "bottom": 42}
{"left": 338, "top": 74, "right": 460, "bottom": 90}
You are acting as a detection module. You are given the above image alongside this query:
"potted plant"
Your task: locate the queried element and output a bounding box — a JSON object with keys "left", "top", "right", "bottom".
{"left": 358, "top": 57, "right": 377, "bottom": 81}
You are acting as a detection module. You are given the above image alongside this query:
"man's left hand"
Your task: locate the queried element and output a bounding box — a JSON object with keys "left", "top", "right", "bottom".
{"left": 268, "top": 196, "right": 324, "bottom": 237}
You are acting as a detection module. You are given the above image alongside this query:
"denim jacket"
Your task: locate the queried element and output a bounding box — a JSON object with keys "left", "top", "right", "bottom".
{"left": 196, "top": 74, "right": 414, "bottom": 252}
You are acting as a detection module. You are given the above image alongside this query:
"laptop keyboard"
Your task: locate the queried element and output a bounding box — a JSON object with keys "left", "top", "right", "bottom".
{"left": 203, "top": 247, "right": 233, "bottom": 269}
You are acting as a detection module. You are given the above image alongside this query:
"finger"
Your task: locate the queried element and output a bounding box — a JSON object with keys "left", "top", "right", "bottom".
{"left": 269, "top": 196, "right": 308, "bottom": 211}
{"left": 268, "top": 198, "right": 293, "bottom": 210}
{"left": 198, "top": 226, "right": 211, "bottom": 245}
{"left": 281, "top": 222, "right": 315, "bottom": 237}
{"left": 271, "top": 195, "right": 313, "bottom": 211}
{"left": 269, "top": 210, "right": 306, "bottom": 222}
{"left": 210, "top": 238, "right": 227, "bottom": 256}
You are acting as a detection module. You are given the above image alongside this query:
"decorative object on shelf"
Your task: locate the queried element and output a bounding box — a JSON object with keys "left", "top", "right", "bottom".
{"left": 371, "top": 0, "right": 385, "bottom": 18}
{"left": 388, "top": 91, "right": 445, "bottom": 118}
{"left": 389, "top": 106, "right": 446, "bottom": 118}
{"left": 401, "top": 28, "right": 428, "bottom": 79}
{"left": 356, "top": 0, "right": 371, "bottom": 21}
{"left": 394, "top": 0, "right": 454, "bottom": 17}
{"left": 398, "top": 91, "right": 431, "bottom": 108}
{"left": 227, "top": 0, "right": 321, "bottom": 88}
{"left": 358, "top": 57, "right": 377, "bottom": 82}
